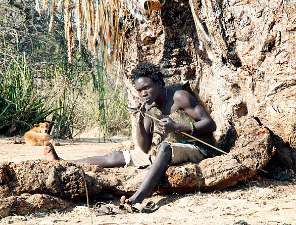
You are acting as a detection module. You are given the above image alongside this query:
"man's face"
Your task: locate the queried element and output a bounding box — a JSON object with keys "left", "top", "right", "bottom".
{"left": 134, "top": 77, "right": 161, "bottom": 105}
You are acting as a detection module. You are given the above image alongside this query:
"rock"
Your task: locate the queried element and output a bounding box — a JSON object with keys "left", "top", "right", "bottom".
{"left": 0, "top": 194, "right": 70, "bottom": 217}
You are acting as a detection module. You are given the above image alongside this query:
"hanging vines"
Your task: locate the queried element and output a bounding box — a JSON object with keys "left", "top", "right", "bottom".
{"left": 36, "top": 0, "right": 167, "bottom": 68}
{"left": 36, "top": 0, "right": 128, "bottom": 65}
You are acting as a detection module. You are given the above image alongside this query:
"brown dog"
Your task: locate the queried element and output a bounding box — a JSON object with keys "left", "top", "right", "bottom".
{"left": 24, "top": 122, "right": 59, "bottom": 146}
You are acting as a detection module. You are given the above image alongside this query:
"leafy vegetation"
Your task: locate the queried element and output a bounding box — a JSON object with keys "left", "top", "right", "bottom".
{"left": 0, "top": 0, "right": 130, "bottom": 139}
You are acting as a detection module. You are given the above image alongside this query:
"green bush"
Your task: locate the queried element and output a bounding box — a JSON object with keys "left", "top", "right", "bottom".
{"left": 0, "top": 1, "right": 131, "bottom": 139}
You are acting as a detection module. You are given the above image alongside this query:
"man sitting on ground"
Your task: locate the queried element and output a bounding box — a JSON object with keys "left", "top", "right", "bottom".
{"left": 45, "top": 61, "right": 216, "bottom": 209}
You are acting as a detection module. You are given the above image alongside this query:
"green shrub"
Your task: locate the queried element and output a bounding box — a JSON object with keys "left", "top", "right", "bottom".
{"left": 0, "top": 1, "right": 131, "bottom": 139}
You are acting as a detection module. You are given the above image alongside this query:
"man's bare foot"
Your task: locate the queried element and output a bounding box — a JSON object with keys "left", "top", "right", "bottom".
{"left": 44, "top": 141, "right": 59, "bottom": 161}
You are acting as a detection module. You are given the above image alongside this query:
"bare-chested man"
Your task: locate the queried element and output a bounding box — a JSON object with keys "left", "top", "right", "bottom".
{"left": 45, "top": 61, "right": 216, "bottom": 208}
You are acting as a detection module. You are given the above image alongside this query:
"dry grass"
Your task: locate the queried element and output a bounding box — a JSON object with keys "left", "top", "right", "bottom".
{"left": 36, "top": 0, "right": 128, "bottom": 66}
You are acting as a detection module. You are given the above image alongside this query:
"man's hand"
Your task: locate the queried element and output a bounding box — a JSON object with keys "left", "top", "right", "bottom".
{"left": 133, "top": 102, "right": 146, "bottom": 122}
{"left": 159, "top": 118, "right": 177, "bottom": 133}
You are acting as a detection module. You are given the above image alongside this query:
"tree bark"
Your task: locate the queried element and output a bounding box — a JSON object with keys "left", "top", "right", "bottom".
{"left": 123, "top": 0, "right": 295, "bottom": 171}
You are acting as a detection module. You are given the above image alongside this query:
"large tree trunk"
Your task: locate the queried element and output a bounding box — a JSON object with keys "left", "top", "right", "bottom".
{"left": 123, "top": 0, "right": 295, "bottom": 170}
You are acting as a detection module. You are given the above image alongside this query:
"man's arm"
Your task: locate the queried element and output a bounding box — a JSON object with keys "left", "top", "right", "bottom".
{"left": 136, "top": 114, "right": 153, "bottom": 153}
{"left": 159, "top": 90, "right": 216, "bottom": 135}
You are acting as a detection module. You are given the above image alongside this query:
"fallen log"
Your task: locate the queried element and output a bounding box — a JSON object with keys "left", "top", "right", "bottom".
{"left": 0, "top": 120, "right": 274, "bottom": 216}
{"left": 0, "top": 120, "right": 274, "bottom": 202}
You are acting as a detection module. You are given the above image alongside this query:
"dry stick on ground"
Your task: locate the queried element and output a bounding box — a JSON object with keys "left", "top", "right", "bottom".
{"left": 80, "top": 167, "right": 90, "bottom": 208}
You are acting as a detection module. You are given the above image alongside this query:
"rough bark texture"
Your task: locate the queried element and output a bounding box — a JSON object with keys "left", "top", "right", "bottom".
{"left": 0, "top": 120, "right": 274, "bottom": 217}
{"left": 123, "top": 0, "right": 295, "bottom": 170}
{"left": 0, "top": 194, "right": 71, "bottom": 217}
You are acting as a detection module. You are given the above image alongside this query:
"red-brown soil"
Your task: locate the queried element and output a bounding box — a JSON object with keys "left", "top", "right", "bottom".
{"left": 0, "top": 136, "right": 295, "bottom": 225}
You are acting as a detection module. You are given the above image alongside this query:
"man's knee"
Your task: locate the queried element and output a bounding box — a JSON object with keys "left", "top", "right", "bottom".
{"left": 106, "top": 151, "right": 125, "bottom": 165}
{"left": 110, "top": 151, "right": 124, "bottom": 159}
{"left": 156, "top": 142, "right": 172, "bottom": 157}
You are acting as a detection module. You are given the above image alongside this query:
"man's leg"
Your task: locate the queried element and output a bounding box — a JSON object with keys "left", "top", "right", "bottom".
{"left": 128, "top": 142, "right": 172, "bottom": 204}
{"left": 44, "top": 142, "right": 126, "bottom": 168}
{"left": 72, "top": 152, "right": 126, "bottom": 167}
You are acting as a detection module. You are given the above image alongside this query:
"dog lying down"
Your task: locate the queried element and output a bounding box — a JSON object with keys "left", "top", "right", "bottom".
{"left": 24, "top": 122, "right": 59, "bottom": 146}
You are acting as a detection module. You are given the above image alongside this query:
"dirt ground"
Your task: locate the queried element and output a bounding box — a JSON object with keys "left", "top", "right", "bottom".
{"left": 0, "top": 136, "right": 296, "bottom": 225}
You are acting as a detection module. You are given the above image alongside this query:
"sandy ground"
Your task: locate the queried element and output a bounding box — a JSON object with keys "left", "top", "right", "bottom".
{"left": 0, "top": 136, "right": 296, "bottom": 225}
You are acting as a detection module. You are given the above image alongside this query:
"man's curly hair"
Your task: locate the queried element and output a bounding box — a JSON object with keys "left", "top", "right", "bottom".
{"left": 130, "top": 61, "right": 165, "bottom": 87}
